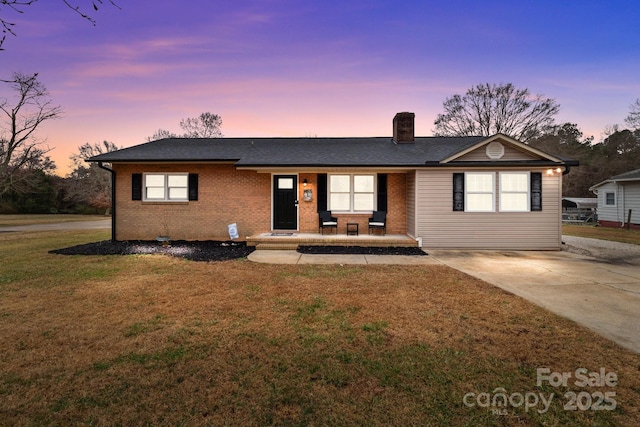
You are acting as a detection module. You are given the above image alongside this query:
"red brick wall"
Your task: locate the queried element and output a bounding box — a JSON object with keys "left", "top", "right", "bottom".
{"left": 112, "top": 165, "right": 408, "bottom": 240}
{"left": 598, "top": 220, "right": 640, "bottom": 230}
{"left": 387, "top": 173, "right": 407, "bottom": 234}
{"left": 298, "top": 172, "right": 318, "bottom": 232}
{"left": 113, "top": 164, "right": 271, "bottom": 240}
{"left": 296, "top": 172, "right": 407, "bottom": 235}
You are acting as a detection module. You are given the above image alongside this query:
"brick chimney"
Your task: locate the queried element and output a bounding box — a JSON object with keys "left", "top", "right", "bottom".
{"left": 393, "top": 112, "right": 415, "bottom": 143}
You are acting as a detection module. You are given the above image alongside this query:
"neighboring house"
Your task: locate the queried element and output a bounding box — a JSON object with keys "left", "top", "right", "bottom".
{"left": 88, "top": 112, "right": 577, "bottom": 250}
{"left": 589, "top": 169, "right": 640, "bottom": 229}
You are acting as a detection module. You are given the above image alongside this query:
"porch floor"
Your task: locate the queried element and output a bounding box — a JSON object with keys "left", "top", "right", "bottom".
{"left": 247, "top": 232, "right": 419, "bottom": 250}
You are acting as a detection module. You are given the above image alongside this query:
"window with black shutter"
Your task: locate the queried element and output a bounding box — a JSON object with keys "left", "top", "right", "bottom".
{"left": 188, "top": 174, "right": 198, "bottom": 201}
{"left": 453, "top": 173, "right": 464, "bottom": 211}
{"left": 377, "top": 173, "right": 387, "bottom": 212}
{"left": 530, "top": 172, "right": 542, "bottom": 211}
{"left": 317, "top": 173, "right": 327, "bottom": 212}
{"left": 132, "top": 173, "right": 142, "bottom": 200}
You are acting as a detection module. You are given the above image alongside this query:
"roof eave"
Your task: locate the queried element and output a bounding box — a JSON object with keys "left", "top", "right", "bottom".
{"left": 433, "top": 160, "right": 568, "bottom": 168}
{"left": 86, "top": 158, "right": 241, "bottom": 164}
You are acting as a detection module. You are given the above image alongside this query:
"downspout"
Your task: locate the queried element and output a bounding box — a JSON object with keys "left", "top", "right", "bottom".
{"left": 619, "top": 183, "right": 625, "bottom": 228}
{"left": 98, "top": 162, "right": 116, "bottom": 242}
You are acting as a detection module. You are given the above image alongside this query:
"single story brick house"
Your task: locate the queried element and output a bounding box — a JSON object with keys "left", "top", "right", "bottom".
{"left": 589, "top": 168, "right": 640, "bottom": 229}
{"left": 89, "top": 112, "right": 577, "bottom": 249}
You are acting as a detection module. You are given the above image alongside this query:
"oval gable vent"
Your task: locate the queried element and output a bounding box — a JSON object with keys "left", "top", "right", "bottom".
{"left": 485, "top": 141, "right": 505, "bottom": 159}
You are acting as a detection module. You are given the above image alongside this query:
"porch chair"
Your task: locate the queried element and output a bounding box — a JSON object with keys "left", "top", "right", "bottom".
{"left": 318, "top": 210, "right": 338, "bottom": 235}
{"left": 368, "top": 211, "right": 386, "bottom": 235}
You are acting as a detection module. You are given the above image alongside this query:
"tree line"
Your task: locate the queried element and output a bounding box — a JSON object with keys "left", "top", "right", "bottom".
{"left": 433, "top": 83, "right": 640, "bottom": 198}
{"left": 0, "top": 72, "right": 223, "bottom": 213}
{"left": 1, "top": 75, "right": 638, "bottom": 214}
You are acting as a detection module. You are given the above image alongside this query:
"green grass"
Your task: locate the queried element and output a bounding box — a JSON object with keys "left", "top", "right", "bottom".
{"left": 563, "top": 224, "right": 640, "bottom": 245}
{"left": 0, "top": 214, "right": 107, "bottom": 227}
{"left": 0, "top": 229, "right": 638, "bottom": 426}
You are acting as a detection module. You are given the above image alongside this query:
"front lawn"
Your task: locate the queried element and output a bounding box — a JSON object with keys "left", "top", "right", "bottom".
{"left": 0, "top": 214, "right": 107, "bottom": 227}
{"left": 1, "top": 230, "right": 639, "bottom": 426}
{"left": 563, "top": 224, "right": 640, "bottom": 245}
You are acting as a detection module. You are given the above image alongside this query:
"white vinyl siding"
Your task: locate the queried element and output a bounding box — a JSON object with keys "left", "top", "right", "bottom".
{"left": 596, "top": 182, "right": 640, "bottom": 226}
{"left": 453, "top": 143, "right": 542, "bottom": 162}
{"left": 414, "top": 169, "right": 562, "bottom": 250}
{"left": 144, "top": 173, "right": 188, "bottom": 201}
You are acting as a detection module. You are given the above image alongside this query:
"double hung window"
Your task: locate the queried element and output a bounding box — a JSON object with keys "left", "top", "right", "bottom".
{"left": 329, "top": 174, "right": 375, "bottom": 212}
{"left": 465, "top": 173, "right": 495, "bottom": 212}
{"left": 500, "top": 172, "right": 530, "bottom": 212}
{"left": 605, "top": 192, "right": 616, "bottom": 206}
{"left": 144, "top": 173, "right": 188, "bottom": 201}
{"left": 455, "top": 172, "right": 539, "bottom": 212}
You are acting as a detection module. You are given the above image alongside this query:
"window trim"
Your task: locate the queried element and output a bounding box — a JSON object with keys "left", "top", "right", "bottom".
{"left": 465, "top": 172, "right": 495, "bottom": 212}
{"left": 328, "top": 173, "right": 376, "bottom": 213}
{"left": 143, "top": 172, "right": 189, "bottom": 202}
{"left": 499, "top": 172, "right": 530, "bottom": 212}
{"left": 604, "top": 191, "right": 616, "bottom": 207}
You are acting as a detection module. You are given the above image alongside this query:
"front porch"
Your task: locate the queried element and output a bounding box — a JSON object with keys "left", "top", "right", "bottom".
{"left": 246, "top": 232, "right": 420, "bottom": 250}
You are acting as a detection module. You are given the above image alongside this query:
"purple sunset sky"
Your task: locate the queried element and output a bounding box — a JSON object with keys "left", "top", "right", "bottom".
{"left": 2, "top": 0, "right": 639, "bottom": 175}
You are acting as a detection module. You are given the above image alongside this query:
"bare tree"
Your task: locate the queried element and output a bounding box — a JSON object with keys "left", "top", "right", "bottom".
{"left": 146, "top": 112, "right": 223, "bottom": 141}
{"left": 1, "top": 0, "right": 120, "bottom": 50}
{"left": 433, "top": 83, "right": 560, "bottom": 142}
{"left": 66, "top": 140, "right": 119, "bottom": 214}
{"left": 146, "top": 128, "right": 177, "bottom": 142}
{"left": 625, "top": 98, "right": 640, "bottom": 131}
{"left": 0, "top": 72, "right": 61, "bottom": 198}
{"left": 179, "top": 112, "right": 223, "bottom": 138}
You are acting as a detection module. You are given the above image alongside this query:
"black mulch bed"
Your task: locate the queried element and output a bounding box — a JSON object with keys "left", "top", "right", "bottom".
{"left": 50, "top": 241, "right": 427, "bottom": 262}
{"left": 49, "top": 240, "right": 255, "bottom": 262}
{"left": 297, "top": 246, "right": 427, "bottom": 256}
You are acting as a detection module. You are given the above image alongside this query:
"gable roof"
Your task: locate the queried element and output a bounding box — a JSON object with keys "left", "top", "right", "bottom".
{"left": 440, "top": 134, "right": 564, "bottom": 163}
{"left": 608, "top": 168, "right": 640, "bottom": 182}
{"left": 88, "top": 135, "right": 569, "bottom": 168}
{"left": 589, "top": 168, "right": 640, "bottom": 190}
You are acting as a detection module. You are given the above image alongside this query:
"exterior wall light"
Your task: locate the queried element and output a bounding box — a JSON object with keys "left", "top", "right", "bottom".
{"left": 546, "top": 167, "right": 563, "bottom": 176}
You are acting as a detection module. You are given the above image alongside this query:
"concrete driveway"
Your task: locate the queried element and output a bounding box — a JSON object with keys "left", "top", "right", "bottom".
{"left": 429, "top": 237, "right": 640, "bottom": 354}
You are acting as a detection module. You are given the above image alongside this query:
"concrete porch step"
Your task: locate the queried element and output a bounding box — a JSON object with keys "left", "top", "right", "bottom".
{"left": 247, "top": 233, "right": 419, "bottom": 248}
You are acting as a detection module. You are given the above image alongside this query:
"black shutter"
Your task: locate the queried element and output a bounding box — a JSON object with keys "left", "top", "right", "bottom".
{"left": 531, "top": 172, "right": 542, "bottom": 211}
{"left": 377, "top": 173, "right": 388, "bottom": 212}
{"left": 188, "top": 173, "right": 198, "bottom": 201}
{"left": 317, "top": 173, "right": 327, "bottom": 212}
{"left": 453, "top": 173, "right": 464, "bottom": 211}
{"left": 132, "top": 173, "right": 142, "bottom": 200}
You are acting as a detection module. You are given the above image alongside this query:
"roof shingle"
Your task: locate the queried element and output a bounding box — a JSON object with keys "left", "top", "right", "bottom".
{"left": 88, "top": 136, "right": 489, "bottom": 166}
